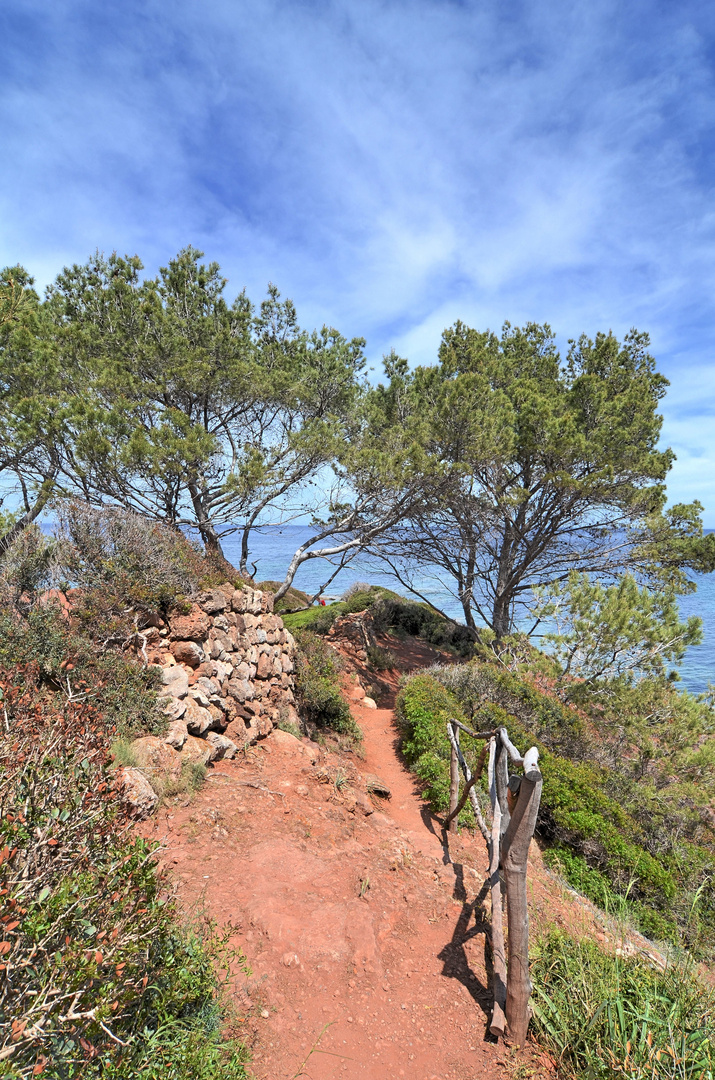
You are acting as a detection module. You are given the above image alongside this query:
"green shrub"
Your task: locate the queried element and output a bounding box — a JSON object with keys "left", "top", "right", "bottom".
{"left": 293, "top": 631, "right": 361, "bottom": 741}
{"left": 282, "top": 602, "right": 345, "bottom": 634}
{"left": 395, "top": 674, "right": 481, "bottom": 822}
{"left": 372, "top": 597, "right": 475, "bottom": 655}
{"left": 366, "top": 645, "right": 395, "bottom": 671}
{"left": 0, "top": 606, "right": 163, "bottom": 738}
{"left": 531, "top": 930, "right": 715, "bottom": 1079}
{"left": 0, "top": 665, "right": 249, "bottom": 1078}
{"left": 403, "top": 661, "right": 715, "bottom": 950}
{"left": 54, "top": 500, "right": 208, "bottom": 618}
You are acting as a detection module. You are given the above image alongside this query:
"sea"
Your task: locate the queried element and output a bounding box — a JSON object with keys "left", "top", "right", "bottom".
{"left": 220, "top": 525, "right": 715, "bottom": 697}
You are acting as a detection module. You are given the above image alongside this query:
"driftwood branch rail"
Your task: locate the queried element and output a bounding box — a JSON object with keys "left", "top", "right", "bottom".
{"left": 443, "top": 719, "right": 543, "bottom": 1045}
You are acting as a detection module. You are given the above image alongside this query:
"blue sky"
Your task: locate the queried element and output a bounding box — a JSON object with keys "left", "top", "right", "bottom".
{"left": 2, "top": 1, "right": 715, "bottom": 519}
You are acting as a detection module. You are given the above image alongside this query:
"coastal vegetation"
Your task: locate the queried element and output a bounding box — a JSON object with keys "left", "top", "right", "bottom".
{"left": 3, "top": 252, "right": 715, "bottom": 1074}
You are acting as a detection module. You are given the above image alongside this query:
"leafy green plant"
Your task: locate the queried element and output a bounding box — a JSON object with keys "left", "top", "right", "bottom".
{"left": 293, "top": 631, "right": 361, "bottom": 741}
{"left": 395, "top": 674, "right": 480, "bottom": 823}
{"left": 366, "top": 645, "right": 395, "bottom": 671}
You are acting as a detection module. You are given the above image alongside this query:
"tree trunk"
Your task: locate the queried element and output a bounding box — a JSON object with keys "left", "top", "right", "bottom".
{"left": 501, "top": 764, "right": 543, "bottom": 1047}
{"left": 188, "top": 481, "right": 226, "bottom": 560}
{"left": 448, "top": 724, "right": 460, "bottom": 833}
{"left": 0, "top": 475, "right": 55, "bottom": 557}
{"left": 492, "top": 590, "right": 511, "bottom": 639}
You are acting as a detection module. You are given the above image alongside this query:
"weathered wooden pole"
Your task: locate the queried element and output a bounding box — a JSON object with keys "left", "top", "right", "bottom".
{"left": 448, "top": 723, "right": 460, "bottom": 833}
{"left": 487, "top": 737, "right": 508, "bottom": 1038}
{"left": 501, "top": 747, "right": 542, "bottom": 1046}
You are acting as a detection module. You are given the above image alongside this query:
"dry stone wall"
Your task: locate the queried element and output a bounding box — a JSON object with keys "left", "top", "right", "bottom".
{"left": 124, "top": 583, "right": 299, "bottom": 810}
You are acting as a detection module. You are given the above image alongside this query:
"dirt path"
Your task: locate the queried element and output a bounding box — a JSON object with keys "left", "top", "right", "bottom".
{"left": 143, "top": 663, "right": 556, "bottom": 1079}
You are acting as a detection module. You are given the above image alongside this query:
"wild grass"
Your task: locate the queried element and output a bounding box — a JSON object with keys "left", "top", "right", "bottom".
{"left": 531, "top": 930, "right": 715, "bottom": 1079}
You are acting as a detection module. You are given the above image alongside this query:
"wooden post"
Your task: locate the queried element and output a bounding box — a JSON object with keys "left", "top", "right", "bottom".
{"left": 487, "top": 737, "right": 508, "bottom": 1038}
{"left": 501, "top": 753, "right": 542, "bottom": 1047}
{"left": 448, "top": 723, "right": 460, "bottom": 833}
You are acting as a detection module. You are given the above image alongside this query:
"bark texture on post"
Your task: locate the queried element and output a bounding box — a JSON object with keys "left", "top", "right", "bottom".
{"left": 501, "top": 764, "right": 543, "bottom": 1047}
{"left": 487, "top": 738, "right": 508, "bottom": 1038}
{"left": 448, "top": 724, "right": 460, "bottom": 833}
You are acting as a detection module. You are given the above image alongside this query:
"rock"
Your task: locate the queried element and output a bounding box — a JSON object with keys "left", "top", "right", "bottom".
{"left": 205, "top": 731, "right": 239, "bottom": 759}
{"left": 159, "top": 696, "right": 187, "bottom": 722}
{"left": 165, "top": 719, "right": 188, "bottom": 749}
{"left": 363, "top": 773, "right": 391, "bottom": 799}
{"left": 362, "top": 696, "right": 377, "bottom": 709}
{"left": 170, "top": 640, "right": 204, "bottom": 668}
{"left": 196, "top": 676, "right": 220, "bottom": 696}
{"left": 130, "top": 736, "right": 182, "bottom": 782}
{"left": 119, "top": 767, "right": 159, "bottom": 817}
{"left": 226, "top": 677, "right": 255, "bottom": 703}
{"left": 256, "top": 653, "right": 273, "bottom": 679}
{"left": 270, "top": 729, "right": 305, "bottom": 753}
{"left": 169, "top": 605, "right": 211, "bottom": 642}
{"left": 349, "top": 684, "right": 364, "bottom": 701}
{"left": 355, "top": 792, "right": 374, "bottom": 816}
{"left": 188, "top": 687, "right": 212, "bottom": 709}
{"left": 181, "top": 733, "right": 218, "bottom": 766}
{"left": 196, "top": 589, "right": 228, "bottom": 614}
{"left": 161, "top": 665, "right": 189, "bottom": 699}
{"left": 185, "top": 699, "right": 215, "bottom": 737}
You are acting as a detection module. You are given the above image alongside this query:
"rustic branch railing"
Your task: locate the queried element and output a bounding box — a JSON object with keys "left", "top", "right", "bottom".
{"left": 444, "top": 719, "right": 543, "bottom": 1046}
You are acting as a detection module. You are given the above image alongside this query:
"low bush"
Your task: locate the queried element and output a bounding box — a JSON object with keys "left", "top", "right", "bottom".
{"left": 54, "top": 501, "right": 208, "bottom": 618}
{"left": 366, "top": 645, "right": 396, "bottom": 671}
{"left": 372, "top": 597, "right": 475, "bottom": 655}
{"left": 0, "top": 606, "right": 163, "bottom": 739}
{"left": 395, "top": 674, "right": 482, "bottom": 824}
{"left": 402, "top": 663, "right": 715, "bottom": 950}
{"left": 0, "top": 664, "right": 250, "bottom": 1079}
{"left": 293, "top": 631, "right": 361, "bottom": 741}
{"left": 531, "top": 929, "right": 715, "bottom": 1079}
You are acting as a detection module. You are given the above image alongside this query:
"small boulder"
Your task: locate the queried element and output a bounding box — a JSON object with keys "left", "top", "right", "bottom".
{"left": 355, "top": 792, "right": 374, "bottom": 816}
{"left": 170, "top": 640, "right": 204, "bottom": 668}
{"left": 185, "top": 699, "right": 215, "bottom": 737}
{"left": 131, "top": 736, "right": 182, "bottom": 782}
{"left": 256, "top": 653, "right": 273, "bottom": 679}
{"left": 196, "top": 589, "right": 228, "bottom": 614}
{"left": 205, "top": 731, "right": 239, "bottom": 760}
{"left": 169, "top": 605, "right": 211, "bottom": 642}
{"left": 226, "top": 677, "right": 255, "bottom": 703}
{"left": 119, "top": 767, "right": 159, "bottom": 818}
{"left": 161, "top": 665, "right": 189, "bottom": 699}
{"left": 181, "top": 733, "right": 218, "bottom": 766}
{"left": 160, "top": 696, "right": 187, "bottom": 723}
{"left": 362, "top": 696, "right": 377, "bottom": 709}
{"left": 165, "top": 718, "right": 188, "bottom": 750}
{"left": 270, "top": 729, "right": 304, "bottom": 753}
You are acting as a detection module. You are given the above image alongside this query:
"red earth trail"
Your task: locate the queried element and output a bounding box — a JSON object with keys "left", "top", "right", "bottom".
{"left": 142, "top": 638, "right": 561, "bottom": 1079}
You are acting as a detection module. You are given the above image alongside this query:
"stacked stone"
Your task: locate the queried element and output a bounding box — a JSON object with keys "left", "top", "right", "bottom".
{"left": 149, "top": 583, "right": 298, "bottom": 766}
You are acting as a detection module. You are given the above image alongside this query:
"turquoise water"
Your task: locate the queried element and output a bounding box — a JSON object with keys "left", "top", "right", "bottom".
{"left": 221, "top": 526, "right": 715, "bottom": 696}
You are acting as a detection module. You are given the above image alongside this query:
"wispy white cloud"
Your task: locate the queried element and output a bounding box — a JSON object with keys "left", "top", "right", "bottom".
{"left": 2, "top": 0, "right": 715, "bottom": 515}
